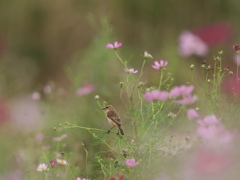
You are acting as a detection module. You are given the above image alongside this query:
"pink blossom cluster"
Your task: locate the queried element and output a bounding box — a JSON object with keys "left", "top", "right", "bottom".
{"left": 144, "top": 90, "right": 168, "bottom": 102}
{"left": 196, "top": 115, "right": 236, "bottom": 146}
{"left": 144, "top": 85, "right": 197, "bottom": 105}
{"left": 169, "top": 85, "right": 198, "bottom": 105}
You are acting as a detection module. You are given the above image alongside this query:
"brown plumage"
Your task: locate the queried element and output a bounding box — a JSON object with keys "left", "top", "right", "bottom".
{"left": 102, "top": 105, "right": 124, "bottom": 135}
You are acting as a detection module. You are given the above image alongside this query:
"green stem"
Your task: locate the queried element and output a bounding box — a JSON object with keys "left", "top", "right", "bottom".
{"left": 115, "top": 51, "right": 128, "bottom": 69}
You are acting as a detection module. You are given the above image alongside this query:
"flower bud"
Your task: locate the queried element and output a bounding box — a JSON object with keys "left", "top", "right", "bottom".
{"left": 137, "top": 82, "right": 144, "bottom": 88}
{"left": 95, "top": 95, "right": 100, "bottom": 100}
{"left": 144, "top": 51, "right": 153, "bottom": 60}
{"left": 190, "top": 64, "right": 194, "bottom": 70}
{"left": 229, "top": 71, "right": 233, "bottom": 76}
{"left": 119, "top": 82, "right": 124, "bottom": 88}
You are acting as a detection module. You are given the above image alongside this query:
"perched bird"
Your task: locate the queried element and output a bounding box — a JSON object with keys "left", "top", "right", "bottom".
{"left": 102, "top": 105, "right": 124, "bottom": 135}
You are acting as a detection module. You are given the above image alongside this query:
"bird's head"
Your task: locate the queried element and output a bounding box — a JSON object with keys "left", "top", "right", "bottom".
{"left": 102, "top": 105, "right": 114, "bottom": 111}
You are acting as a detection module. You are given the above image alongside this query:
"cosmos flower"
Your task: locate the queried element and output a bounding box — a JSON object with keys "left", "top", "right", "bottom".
{"left": 125, "top": 158, "right": 139, "bottom": 167}
{"left": 179, "top": 31, "right": 208, "bottom": 57}
{"left": 56, "top": 158, "right": 68, "bottom": 165}
{"left": 144, "top": 90, "right": 168, "bottom": 102}
{"left": 152, "top": 60, "right": 168, "bottom": 70}
{"left": 106, "top": 41, "right": 123, "bottom": 49}
{"left": 36, "top": 163, "right": 49, "bottom": 172}
{"left": 124, "top": 68, "right": 138, "bottom": 74}
{"left": 187, "top": 108, "right": 200, "bottom": 120}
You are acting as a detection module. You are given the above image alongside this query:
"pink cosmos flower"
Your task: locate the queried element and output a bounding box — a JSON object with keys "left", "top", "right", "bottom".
{"left": 196, "top": 115, "right": 236, "bottom": 145}
{"left": 125, "top": 158, "right": 139, "bottom": 167}
{"left": 187, "top": 108, "right": 199, "bottom": 120}
{"left": 152, "top": 60, "right": 168, "bottom": 70}
{"left": 76, "top": 83, "right": 95, "bottom": 97}
{"left": 124, "top": 68, "right": 138, "bottom": 74}
{"left": 106, "top": 41, "right": 123, "bottom": 49}
{"left": 179, "top": 31, "right": 208, "bottom": 57}
{"left": 169, "top": 85, "right": 197, "bottom": 105}
{"left": 37, "top": 163, "right": 49, "bottom": 172}
{"left": 144, "top": 90, "right": 168, "bottom": 102}
{"left": 169, "top": 85, "right": 194, "bottom": 97}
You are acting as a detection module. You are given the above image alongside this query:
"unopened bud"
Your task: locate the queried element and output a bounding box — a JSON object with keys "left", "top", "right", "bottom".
{"left": 95, "top": 95, "right": 100, "bottom": 100}
{"left": 119, "top": 82, "right": 124, "bottom": 88}
{"left": 137, "top": 82, "right": 144, "bottom": 88}
{"left": 190, "top": 64, "right": 194, "bottom": 70}
{"left": 144, "top": 51, "right": 153, "bottom": 60}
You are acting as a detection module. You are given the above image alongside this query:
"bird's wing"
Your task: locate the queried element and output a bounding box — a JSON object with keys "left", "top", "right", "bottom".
{"left": 107, "top": 111, "right": 122, "bottom": 125}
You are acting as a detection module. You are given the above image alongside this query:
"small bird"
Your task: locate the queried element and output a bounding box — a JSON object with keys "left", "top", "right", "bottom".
{"left": 102, "top": 105, "right": 124, "bottom": 135}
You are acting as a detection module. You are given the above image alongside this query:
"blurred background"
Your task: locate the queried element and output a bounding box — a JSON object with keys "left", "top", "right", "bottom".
{"left": 0, "top": 0, "right": 240, "bottom": 178}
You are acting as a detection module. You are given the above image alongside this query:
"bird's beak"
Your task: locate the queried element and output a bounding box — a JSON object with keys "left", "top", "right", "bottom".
{"left": 102, "top": 107, "right": 106, "bottom": 110}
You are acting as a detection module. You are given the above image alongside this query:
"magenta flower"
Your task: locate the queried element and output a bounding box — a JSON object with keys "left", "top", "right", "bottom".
{"left": 124, "top": 68, "right": 138, "bottom": 74}
{"left": 50, "top": 160, "right": 57, "bottom": 167}
{"left": 110, "top": 173, "right": 126, "bottom": 180}
{"left": 76, "top": 83, "right": 95, "bottom": 97}
{"left": 125, "top": 158, "right": 139, "bottom": 167}
{"left": 106, "top": 41, "right": 123, "bottom": 49}
{"left": 193, "top": 23, "right": 232, "bottom": 46}
{"left": 187, "top": 108, "right": 199, "bottom": 120}
{"left": 179, "top": 31, "right": 208, "bottom": 57}
{"left": 152, "top": 60, "right": 168, "bottom": 70}
{"left": 144, "top": 90, "right": 168, "bottom": 102}
{"left": 233, "top": 44, "right": 240, "bottom": 52}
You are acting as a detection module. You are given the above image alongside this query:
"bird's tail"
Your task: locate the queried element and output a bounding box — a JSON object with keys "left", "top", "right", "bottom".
{"left": 118, "top": 127, "right": 124, "bottom": 135}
